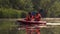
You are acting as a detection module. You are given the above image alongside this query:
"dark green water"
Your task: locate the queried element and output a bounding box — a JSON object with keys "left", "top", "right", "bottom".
{"left": 0, "top": 19, "right": 60, "bottom": 34}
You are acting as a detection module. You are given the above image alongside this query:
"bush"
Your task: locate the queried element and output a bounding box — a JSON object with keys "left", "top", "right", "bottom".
{"left": 0, "top": 8, "right": 27, "bottom": 18}
{"left": 20, "top": 12, "right": 27, "bottom": 18}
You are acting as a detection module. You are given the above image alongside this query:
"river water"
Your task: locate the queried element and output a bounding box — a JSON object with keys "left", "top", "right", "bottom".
{"left": 0, "top": 19, "right": 60, "bottom": 34}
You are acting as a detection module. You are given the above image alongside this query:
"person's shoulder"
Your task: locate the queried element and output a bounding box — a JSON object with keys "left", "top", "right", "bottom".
{"left": 38, "top": 13, "right": 41, "bottom": 16}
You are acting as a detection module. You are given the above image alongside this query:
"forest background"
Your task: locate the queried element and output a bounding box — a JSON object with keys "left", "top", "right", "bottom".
{"left": 0, "top": 0, "right": 60, "bottom": 18}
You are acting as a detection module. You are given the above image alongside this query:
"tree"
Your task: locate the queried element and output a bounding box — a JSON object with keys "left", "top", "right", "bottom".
{"left": 19, "top": 0, "right": 33, "bottom": 11}
{"left": 47, "top": 0, "right": 60, "bottom": 17}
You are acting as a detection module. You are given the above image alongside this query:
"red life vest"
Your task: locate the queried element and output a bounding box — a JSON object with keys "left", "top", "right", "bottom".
{"left": 25, "top": 15, "right": 34, "bottom": 21}
{"left": 35, "top": 13, "right": 41, "bottom": 21}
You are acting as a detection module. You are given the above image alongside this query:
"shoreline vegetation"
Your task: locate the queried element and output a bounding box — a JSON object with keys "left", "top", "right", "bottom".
{"left": 0, "top": 8, "right": 60, "bottom": 18}
{"left": 0, "top": 8, "right": 27, "bottom": 18}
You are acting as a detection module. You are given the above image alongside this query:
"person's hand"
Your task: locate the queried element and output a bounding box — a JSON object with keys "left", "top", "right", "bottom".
{"left": 31, "top": 19, "right": 35, "bottom": 21}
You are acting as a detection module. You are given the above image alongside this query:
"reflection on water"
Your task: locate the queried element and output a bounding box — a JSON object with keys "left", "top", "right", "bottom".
{"left": 0, "top": 19, "right": 60, "bottom": 34}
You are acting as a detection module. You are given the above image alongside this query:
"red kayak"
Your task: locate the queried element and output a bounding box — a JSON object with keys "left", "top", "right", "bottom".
{"left": 17, "top": 19, "right": 46, "bottom": 25}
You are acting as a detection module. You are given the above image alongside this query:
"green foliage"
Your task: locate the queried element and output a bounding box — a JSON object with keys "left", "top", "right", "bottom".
{"left": 47, "top": 0, "right": 60, "bottom": 17}
{"left": 0, "top": 0, "right": 33, "bottom": 11}
{"left": 0, "top": 8, "right": 27, "bottom": 18}
{"left": 0, "top": 0, "right": 60, "bottom": 18}
{"left": 19, "top": 0, "right": 33, "bottom": 11}
{"left": 20, "top": 12, "right": 27, "bottom": 18}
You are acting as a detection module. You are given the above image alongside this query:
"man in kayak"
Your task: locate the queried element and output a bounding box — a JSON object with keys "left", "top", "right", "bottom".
{"left": 25, "top": 12, "right": 34, "bottom": 21}
{"left": 35, "top": 12, "right": 42, "bottom": 21}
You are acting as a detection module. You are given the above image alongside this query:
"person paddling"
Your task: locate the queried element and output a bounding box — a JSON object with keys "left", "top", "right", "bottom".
{"left": 35, "top": 12, "right": 41, "bottom": 21}
{"left": 25, "top": 12, "right": 34, "bottom": 21}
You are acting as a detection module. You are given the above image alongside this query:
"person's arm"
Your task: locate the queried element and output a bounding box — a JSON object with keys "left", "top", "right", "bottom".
{"left": 39, "top": 14, "right": 42, "bottom": 20}
{"left": 30, "top": 16, "right": 34, "bottom": 21}
{"left": 39, "top": 14, "right": 41, "bottom": 18}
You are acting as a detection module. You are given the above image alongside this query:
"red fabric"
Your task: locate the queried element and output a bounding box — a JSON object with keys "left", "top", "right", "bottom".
{"left": 25, "top": 15, "right": 34, "bottom": 21}
{"left": 36, "top": 29, "right": 40, "bottom": 34}
{"left": 35, "top": 13, "right": 41, "bottom": 21}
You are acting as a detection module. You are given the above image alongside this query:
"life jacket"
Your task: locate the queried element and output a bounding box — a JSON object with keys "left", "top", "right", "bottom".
{"left": 35, "top": 13, "right": 41, "bottom": 21}
{"left": 25, "top": 15, "right": 34, "bottom": 21}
